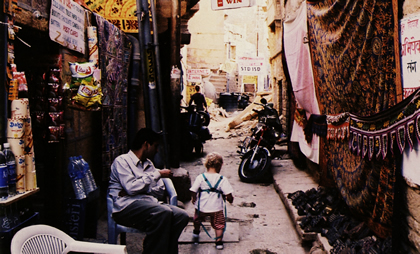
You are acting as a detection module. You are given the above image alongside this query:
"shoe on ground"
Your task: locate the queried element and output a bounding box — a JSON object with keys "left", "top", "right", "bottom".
{"left": 215, "top": 241, "right": 224, "bottom": 250}
{"left": 192, "top": 231, "right": 200, "bottom": 244}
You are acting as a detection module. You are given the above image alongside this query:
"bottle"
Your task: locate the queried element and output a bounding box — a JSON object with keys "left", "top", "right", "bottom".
{"left": 68, "top": 157, "right": 86, "bottom": 199}
{"left": 0, "top": 145, "right": 8, "bottom": 200}
{"left": 73, "top": 156, "right": 94, "bottom": 194}
{"left": 79, "top": 156, "right": 97, "bottom": 192}
{"left": 3, "top": 143, "right": 17, "bottom": 197}
{"left": 0, "top": 206, "right": 11, "bottom": 231}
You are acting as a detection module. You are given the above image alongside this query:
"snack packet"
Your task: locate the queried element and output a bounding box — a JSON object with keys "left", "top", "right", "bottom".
{"left": 68, "top": 62, "right": 102, "bottom": 109}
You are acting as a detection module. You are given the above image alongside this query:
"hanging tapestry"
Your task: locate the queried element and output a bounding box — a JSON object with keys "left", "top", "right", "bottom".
{"left": 95, "top": 14, "right": 132, "bottom": 180}
{"left": 307, "top": 0, "right": 402, "bottom": 238}
{"left": 84, "top": 0, "right": 138, "bottom": 33}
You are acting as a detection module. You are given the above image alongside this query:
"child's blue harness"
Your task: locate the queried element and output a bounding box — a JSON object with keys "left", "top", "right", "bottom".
{"left": 197, "top": 173, "right": 227, "bottom": 240}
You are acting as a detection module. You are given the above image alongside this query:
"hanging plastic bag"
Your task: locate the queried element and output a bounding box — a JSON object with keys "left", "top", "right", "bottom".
{"left": 68, "top": 62, "right": 102, "bottom": 110}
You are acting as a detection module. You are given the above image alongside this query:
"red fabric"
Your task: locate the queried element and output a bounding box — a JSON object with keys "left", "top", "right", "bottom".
{"left": 194, "top": 210, "right": 225, "bottom": 230}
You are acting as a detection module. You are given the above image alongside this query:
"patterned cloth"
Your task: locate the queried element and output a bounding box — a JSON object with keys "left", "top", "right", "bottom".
{"left": 95, "top": 14, "right": 132, "bottom": 180}
{"left": 349, "top": 89, "right": 420, "bottom": 159}
{"left": 326, "top": 113, "right": 349, "bottom": 141}
{"left": 85, "top": 0, "right": 138, "bottom": 33}
{"left": 307, "top": 0, "right": 402, "bottom": 238}
{"left": 304, "top": 114, "right": 327, "bottom": 144}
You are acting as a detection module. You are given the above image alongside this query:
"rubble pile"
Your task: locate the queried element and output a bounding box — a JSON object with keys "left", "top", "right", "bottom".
{"left": 288, "top": 187, "right": 392, "bottom": 254}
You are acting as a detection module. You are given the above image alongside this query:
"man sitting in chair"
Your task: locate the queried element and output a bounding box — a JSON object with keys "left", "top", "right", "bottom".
{"left": 108, "top": 128, "right": 189, "bottom": 254}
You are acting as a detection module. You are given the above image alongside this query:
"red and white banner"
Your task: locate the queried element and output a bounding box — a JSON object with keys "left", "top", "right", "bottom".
{"left": 211, "top": 0, "right": 250, "bottom": 11}
{"left": 187, "top": 74, "right": 202, "bottom": 83}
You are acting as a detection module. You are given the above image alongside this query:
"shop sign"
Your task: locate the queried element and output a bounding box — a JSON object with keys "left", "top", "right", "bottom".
{"left": 187, "top": 74, "right": 202, "bottom": 83}
{"left": 242, "top": 75, "right": 258, "bottom": 84}
{"left": 49, "top": 0, "right": 86, "bottom": 54}
{"left": 187, "top": 69, "right": 211, "bottom": 76}
{"left": 400, "top": 14, "right": 420, "bottom": 99}
{"left": 211, "top": 0, "right": 251, "bottom": 10}
{"left": 238, "top": 56, "right": 265, "bottom": 75}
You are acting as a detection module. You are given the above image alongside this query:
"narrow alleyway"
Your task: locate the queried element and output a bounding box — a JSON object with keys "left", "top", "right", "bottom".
{"left": 177, "top": 117, "right": 312, "bottom": 254}
{"left": 96, "top": 116, "right": 312, "bottom": 254}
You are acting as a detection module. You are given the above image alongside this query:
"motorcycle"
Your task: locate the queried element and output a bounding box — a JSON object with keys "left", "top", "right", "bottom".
{"left": 237, "top": 98, "right": 285, "bottom": 183}
{"left": 179, "top": 104, "right": 212, "bottom": 157}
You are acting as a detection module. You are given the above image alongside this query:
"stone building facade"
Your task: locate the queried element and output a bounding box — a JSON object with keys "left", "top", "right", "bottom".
{"left": 400, "top": 1, "right": 420, "bottom": 252}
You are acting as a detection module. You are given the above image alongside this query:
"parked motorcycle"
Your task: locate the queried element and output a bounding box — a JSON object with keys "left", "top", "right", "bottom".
{"left": 179, "top": 105, "right": 212, "bottom": 157}
{"left": 237, "top": 98, "right": 285, "bottom": 183}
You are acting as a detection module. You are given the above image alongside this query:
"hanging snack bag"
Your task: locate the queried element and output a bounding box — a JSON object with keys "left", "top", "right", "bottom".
{"left": 69, "top": 62, "right": 102, "bottom": 109}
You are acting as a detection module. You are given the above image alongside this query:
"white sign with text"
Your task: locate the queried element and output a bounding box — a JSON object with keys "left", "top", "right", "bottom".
{"left": 49, "top": 0, "right": 86, "bottom": 54}
{"left": 400, "top": 14, "right": 420, "bottom": 98}
{"left": 186, "top": 69, "right": 211, "bottom": 76}
{"left": 238, "top": 56, "right": 265, "bottom": 75}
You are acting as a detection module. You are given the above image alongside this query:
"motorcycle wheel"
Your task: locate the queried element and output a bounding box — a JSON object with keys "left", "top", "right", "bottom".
{"left": 238, "top": 148, "right": 271, "bottom": 183}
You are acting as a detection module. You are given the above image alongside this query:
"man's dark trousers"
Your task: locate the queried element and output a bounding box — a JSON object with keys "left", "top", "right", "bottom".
{"left": 113, "top": 200, "right": 189, "bottom": 254}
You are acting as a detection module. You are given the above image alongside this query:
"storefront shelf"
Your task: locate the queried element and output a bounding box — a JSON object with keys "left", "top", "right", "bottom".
{"left": 0, "top": 188, "right": 40, "bottom": 206}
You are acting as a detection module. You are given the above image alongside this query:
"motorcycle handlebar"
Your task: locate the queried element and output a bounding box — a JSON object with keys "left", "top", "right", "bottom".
{"left": 252, "top": 102, "right": 273, "bottom": 112}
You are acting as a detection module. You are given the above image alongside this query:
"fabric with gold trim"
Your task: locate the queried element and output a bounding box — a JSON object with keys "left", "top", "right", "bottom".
{"left": 84, "top": 0, "right": 138, "bottom": 33}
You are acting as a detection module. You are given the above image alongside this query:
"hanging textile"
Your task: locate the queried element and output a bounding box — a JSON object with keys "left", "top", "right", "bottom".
{"left": 284, "top": 1, "right": 321, "bottom": 164}
{"left": 96, "top": 14, "right": 133, "bottom": 180}
{"left": 326, "top": 113, "right": 349, "bottom": 141}
{"left": 307, "top": 0, "right": 402, "bottom": 238}
{"left": 349, "top": 89, "right": 420, "bottom": 160}
{"left": 84, "top": 0, "right": 138, "bottom": 33}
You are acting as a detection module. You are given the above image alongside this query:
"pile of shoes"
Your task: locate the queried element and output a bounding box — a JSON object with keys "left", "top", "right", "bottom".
{"left": 287, "top": 187, "right": 392, "bottom": 254}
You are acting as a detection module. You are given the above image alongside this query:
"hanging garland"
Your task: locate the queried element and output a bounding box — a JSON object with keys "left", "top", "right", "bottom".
{"left": 349, "top": 89, "right": 420, "bottom": 160}
{"left": 295, "top": 88, "right": 420, "bottom": 161}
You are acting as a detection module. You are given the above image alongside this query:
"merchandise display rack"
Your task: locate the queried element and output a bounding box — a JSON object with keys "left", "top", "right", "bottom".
{"left": 0, "top": 188, "right": 40, "bottom": 206}
{"left": 0, "top": 189, "right": 40, "bottom": 254}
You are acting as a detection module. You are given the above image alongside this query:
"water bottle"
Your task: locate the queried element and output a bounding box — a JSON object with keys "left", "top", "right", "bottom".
{"left": 0, "top": 146, "right": 8, "bottom": 200}
{"left": 0, "top": 206, "right": 11, "bottom": 231}
{"left": 68, "top": 157, "right": 86, "bottom": 199}
{"left": 73, "top": 156, "right": 94, "bottom": 194}
{"left": 3, "top": 143, "right": 17, "bottom": 197}
{"left": 79, "top": 156, "right": 97, "bottom": 192}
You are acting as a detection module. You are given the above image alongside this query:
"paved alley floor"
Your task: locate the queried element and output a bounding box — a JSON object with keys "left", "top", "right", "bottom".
{"left": 97, "top": 117, "right": 317, "bottom": 254}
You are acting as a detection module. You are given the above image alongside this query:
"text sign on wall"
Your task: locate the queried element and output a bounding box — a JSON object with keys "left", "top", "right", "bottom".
{"left": 238, "top": 57, "right": 265, "bottom": 75}
{"left": 400, "top": 14, "right": 420, "bottom": 98}
{"left": 211, "top": 0, "right": 250, "bottom": 11}
{"left": 187, "top": 74, "right": 202, "bottom": 83}
{"left": 186, "top": 69, "right": 211, "bottom": 76}
{"left": 49, "top": 0, "right": 86, "bottom": 54}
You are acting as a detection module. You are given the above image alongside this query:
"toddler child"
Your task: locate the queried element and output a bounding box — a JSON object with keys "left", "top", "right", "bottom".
{"left": 190, "top": 152, "right": 234, "bottom": 250}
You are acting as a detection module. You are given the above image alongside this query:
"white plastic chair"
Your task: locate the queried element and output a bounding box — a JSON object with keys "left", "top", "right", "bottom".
{"left": 11, "top": 224, "right": 127, "bottom": 254}
{"left": 107, "top": 178, "right": 178, "bottom": 244}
